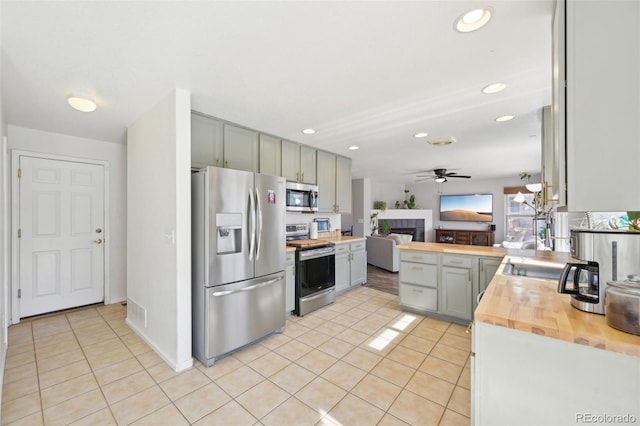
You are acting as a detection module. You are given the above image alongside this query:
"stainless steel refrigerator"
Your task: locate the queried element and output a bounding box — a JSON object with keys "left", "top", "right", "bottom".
{"left": 192, "top": 166, "right": 286, "bottom": 366}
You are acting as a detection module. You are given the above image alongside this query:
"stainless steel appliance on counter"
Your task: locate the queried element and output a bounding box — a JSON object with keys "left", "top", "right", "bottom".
{"left": 558, "top": 229, "right": 640, "bottom": 314}
{"left": 285, "top": 181, "right": 318, "bottom": 212}
{"left": 192, "top": 167, "right": 286, "bottom": 366}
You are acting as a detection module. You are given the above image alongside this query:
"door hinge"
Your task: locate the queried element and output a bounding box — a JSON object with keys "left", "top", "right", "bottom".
{"left": 17, "top": 229, "right": 21, "bottom": 238}
{"left": 18, "top": 289, "right": 21, "bottom": 298}
{"left": 17, "top": 168, "right": 22, "bottom": 178}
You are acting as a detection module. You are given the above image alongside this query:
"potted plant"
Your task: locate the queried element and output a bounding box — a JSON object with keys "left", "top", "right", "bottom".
{"left": 373, "top": 200, "right": 387, "bottom": 211}
{"left": 380, "top": 219, "right": 392, "bottom": 235}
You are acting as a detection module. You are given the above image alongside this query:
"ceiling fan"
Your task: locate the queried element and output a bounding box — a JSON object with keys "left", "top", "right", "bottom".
{"left": 416, "top": 168, "right": 472, "bottom": 183}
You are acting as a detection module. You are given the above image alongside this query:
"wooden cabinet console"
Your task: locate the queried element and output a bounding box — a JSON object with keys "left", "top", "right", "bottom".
{"left": 435, "top": 229, "right": 494, "bottom": 246}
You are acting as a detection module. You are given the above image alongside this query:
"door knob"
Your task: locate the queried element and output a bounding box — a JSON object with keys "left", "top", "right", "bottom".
{"left": 94, "top": 239, "right": 103, "bottom": 244}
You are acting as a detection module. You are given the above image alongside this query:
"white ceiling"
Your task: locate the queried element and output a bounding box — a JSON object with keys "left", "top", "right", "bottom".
{"left": 1, "top": 0, "right": 553, "bottom": 184}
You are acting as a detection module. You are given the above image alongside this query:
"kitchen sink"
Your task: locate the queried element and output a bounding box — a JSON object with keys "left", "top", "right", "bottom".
{"left": 501, "top": 258, "right": 565, "bottom": 280}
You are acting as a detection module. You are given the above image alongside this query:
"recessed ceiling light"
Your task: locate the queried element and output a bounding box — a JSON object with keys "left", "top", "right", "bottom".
{"left": 67, "top": 94, "right": 97, "bottom": 112}
{"left": 302, "top": 128, "right": 315, "bottom": 135}
{"left": 414, "top": 132, "right": 429, "bottom": 138}
{"left": 455, "top": 7, "right": 492, "bottom": 33}
{"left": 427, "top": 136, "right": 457, "bottom": 146}
{"left": 495, "top": 115, "right": 515, "bottom": 122}
{"left": 348, "top": 145, "right": 359, "bottom": 150}
{"left": 482, "top": 83, "right": 506, "bottom": 94}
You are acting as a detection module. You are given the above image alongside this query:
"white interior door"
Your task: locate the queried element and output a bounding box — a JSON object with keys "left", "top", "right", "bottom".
{"left": 18, "top": 156, "right": 105, "bottom": 317}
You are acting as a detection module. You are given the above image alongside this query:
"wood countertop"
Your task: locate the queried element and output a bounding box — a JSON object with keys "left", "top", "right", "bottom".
{"left": 286, "top": 235, "right": 365, "bottom": 249}
{"left": 398, "top": 242, "right": 640, "bottom": 357}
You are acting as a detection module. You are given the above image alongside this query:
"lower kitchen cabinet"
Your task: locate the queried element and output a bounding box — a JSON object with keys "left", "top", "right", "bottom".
{"left": 285, "top": 251, "right": 295, "bottom": 314}
{"left": 399, "top": 250, "right": 439, "bottom": 313}
{"left": 335, "top": 244, "right": 351, "bottom": 293}
{"left": 479, "top": 258, "right": 501, "bottom": 293}
{"left": 440, "top": 266, "right": 472, "bottom": 321}
{"left": 349, "top": 240, "right": 367, "bottom": 286}
{"left": 335, "top": 240, "right": 367, "bottom": 293}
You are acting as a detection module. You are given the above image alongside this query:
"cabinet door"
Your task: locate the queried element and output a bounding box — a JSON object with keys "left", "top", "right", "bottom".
{"left": 566, "top": 0, "right": 640, "bottom": 210}
{"left": 440, "top": 266, "right": 472, "bottom": 321}
{"left": 335, "top": 251, "right": 350, "bottom": 293}
{"left": 223, "top": 124, "right": 259, "bottom": 172}
{"left": 479, "top": 258, "right": 500, "bottom": 293}
{"left": 350, "top": 249, "right": 367, "bottom": 287}
{"left": 335, "top": 156, "right": 352, "bottom": 213}
{"left": 281, "top": 140, "right": 300, "bottom": 181}
{"left": 317, "top": 151, "right": 336, "bottom": 212}
{"left": 191, "top": 113, "right": 223, "bottom": 168}
{"left": 299, "top": 145, "right": 317, "bottom": 184}
{"left": 259, "top": 134, "right": 281, "bottom": 177}
{"left": 285, "top": 261, "right": 295, "bottom": 314}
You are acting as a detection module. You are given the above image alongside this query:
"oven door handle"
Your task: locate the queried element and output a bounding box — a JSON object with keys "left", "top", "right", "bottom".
{"left": 299, "top": 248, "right": 335, "bottom": 261}
{"left": 300, "top": 287, "right": 334, "bottom": 302}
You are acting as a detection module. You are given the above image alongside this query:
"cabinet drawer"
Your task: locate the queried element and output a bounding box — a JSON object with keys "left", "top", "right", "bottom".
{"left": 400, "top": 283, "right": 437, "bottom": 311}
{"left": 350, "top": 241, "right": 366, "bottom": 251}
{"left": 400, "top": 262, "right": 437, "bottom": 287}
{"left": 400, "top": 251, "right": 437, "bottom": 264}
{"left": 334, "top": 244, "right": 349, "bottom": 254}
{"left": 442, "top": 255, "right": 472, "bottom": 269}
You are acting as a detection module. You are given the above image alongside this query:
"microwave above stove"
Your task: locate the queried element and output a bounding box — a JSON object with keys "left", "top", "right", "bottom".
{"left": 286, "top": 182, "right": 318, "bottom": 212}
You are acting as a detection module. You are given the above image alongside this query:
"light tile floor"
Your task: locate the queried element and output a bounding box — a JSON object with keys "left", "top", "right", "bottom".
{"left": 1, "top": 287, "right": 471, "bottom": 425}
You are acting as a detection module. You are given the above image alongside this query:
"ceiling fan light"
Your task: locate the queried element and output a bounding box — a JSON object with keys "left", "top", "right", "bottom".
{"left": 435, "top": 177, "right": 447, "bottom": 183}
{"left": 526, "top": 183, "right": 542, "bottom": 192}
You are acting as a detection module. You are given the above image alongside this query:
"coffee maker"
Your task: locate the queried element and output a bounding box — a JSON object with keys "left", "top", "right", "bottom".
{"left": 558, "top": 229, "right": 640, "bottom": 314}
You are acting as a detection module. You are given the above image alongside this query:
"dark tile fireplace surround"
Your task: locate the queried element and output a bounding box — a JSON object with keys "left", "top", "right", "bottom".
{"left": 384, "top": 219, "right": 425, "bottom": 242}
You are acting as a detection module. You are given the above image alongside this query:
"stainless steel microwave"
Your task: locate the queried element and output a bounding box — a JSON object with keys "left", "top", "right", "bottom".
{"left": 286, "top": 182, "right": 318, "bottom": 212}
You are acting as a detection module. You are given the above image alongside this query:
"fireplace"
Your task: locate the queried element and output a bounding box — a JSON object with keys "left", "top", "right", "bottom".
{"left": 385, "top": 219, "right": 425, "bottom": 242}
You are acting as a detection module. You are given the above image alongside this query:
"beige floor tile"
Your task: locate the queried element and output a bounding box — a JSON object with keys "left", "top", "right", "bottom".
{"left": 341, "top": 346, "right": 383, "bottom": 372}
{"left": 93, "top": 356, "right": 144, "bottom": 386}
{"left": 376, "top": 306, "right": 404, "bottom": 320}
{"left": 447, "top": 386, "right": 471, "bottom": 417}
{"left": 110, "top": 386, "right": 171, "bottom": 425}
{"left": 419, "top": 356, "right": 463, "bottom": 384}
{"left": 406, "top": 370, "right": 455, "bottom": 406}
{"left": 159, "top": 368, "right": 211, "bottom": 401}
{"left": 370, "top": 358, "right": 416, "bottom": 387}
{"left": 193, "top": 400, "right": 257, "bottom": 426}
{"left": 42, "top": 388, "right": 107, "bottom": 425}
{"left": 410, "top": 324, "right": 445, "bottom": 341}
{"left": 295, "top": 377, "right": 346, "bottom": 413}
{"left": 313, "top": 320, "right": 347, "bottom": 337}
{"left": 84, "top": 345, "right": 132, "bottom": 370}
{"left": 399, "top": 334, "right": 437, "bottom": 354}
{"left": 136, "top": 349, "right": 164, "bottom": 369}
{"left": 0, "top": 392, "right": 42, "bottom": 424}
{"left": 378, "top": 413, "right": 410, "bottom": 426}
{"left": 296, "top": 329, "right": 332, "bottom": 348}
{"left": 198, "top": 355, "right": 243, "bottom": 381}
{"left": 388, "top": 389, "right": 445, "bottom": 426}
{"left": 248, "top": 351, "right": 291, "bottom": 377}
{"left": 32, "top": 317, "right": 71, "bottom": 339}
{"left": 352, "top": 315, "right": 393, "bottom": 335}
{"left": 3, "top": 362, "right": 37, "bottom": 385}
{"left": 41, "top": 373, "right": 99, "bottom": 408}
{"left": 101, "top": 370, "right": 156, "bottom": 405}
{"left": 174, "top": 382, "right": 231, "bottom": 423}
{"left": 324, "top": 393, "right": 384, "bottom": 425}
{"left": 343, "top": 307, "right": 371, "bottom": 320}
{"left": 1, "top": 375, "right": 39, "bottom": 403}
{"left": 317, "top": 337, "right": 355, "bottom": 359}
{"left": 282, "top": 323, "right": 309, "bottom": 339}
{"left": 274, "top": 339, "right": 314, "bottom": 361}
{"left": 81, "top": 336, "right": 126, "bottom": 357}
{"left": 323, "top": 301, "right": 352, "bottom": 314}
{"left": 33, "top": 330, "right": 76, "bottom": 350}
{"left": 430, "top": 343, "right": 469, "bottom": 367}
{"left": 69, "top": 407, "right": 117, "bottom": 425}
{"left": 36, "top": 348, "right": 85, "bottom": 373}
{"left": 259, "top": 332, "right": 292, "bottom": 351}
{"left": 321, "top": 360, "right": 367, "bottom": 391}
{"left": 440, "top": 332, "right": 472, "bottom": 351}
{"left": 359, "top": 334, "right": 398, "bottom": 357}
{"left": 270, "top": 363, "right": 316, "bottom": 394}
{"left": 351, "top": 374, "right": 403, "bottom": 411}
{"left": 3, "top": 410, "right": 44, "bottom": 426}
{"left": 334, "top": 328, "right": 370, "bottom": 346}
{"left": 5, "top": 351, "right": 36, "bottom": 372}
{"left": 215, "top": 365, "right": 265, "bottom": 398}
{"left": 308, "top": 307, "right": 338, "bottom": 320}
{"left": 235, "top": 380, "right": 290, "bottom": 419}
{"left": 440, "top": 408, "right": 471, "bottom": 426}
{"left": 146, "top": 359, "right": 184, "bottom": 383}
{"left": 131, "top": 403, "right": 189, "bottom": 425}
{"left": 38, "top": 359, "right": 91, "bottom": 389}
{"left": 75, "top": 327, "right": 118, "bottom": 347}
{"left": 8, "top": 325, "right": 33, "bottom": 346}
{"left": 422, "top": 317, "right": 452, "bottom": 331}
{"left": 261, "top": 396, "right": 323, "bottom": 426}
{"left": 387, "top": 344, "right": 427, "bottom": 369}
{"left": 331, "top": 313, "right": 361, "bottom": 327}
{"left": 295, "top": 349, "right": 338, "bottom": 375}
{"left": 35, "top": 339, "right": 81, "bottom": 361}
{"left": 297, "top": 314, "right": 325, "bottom": 329}
{"left": 6, "top": 342, "right": 35, "bottom": 358}
{"left": 233, "top": 342, "right": 270, "bottom": 364}
{"left": 458, "top": 367, "right": 471, "bottom": 390}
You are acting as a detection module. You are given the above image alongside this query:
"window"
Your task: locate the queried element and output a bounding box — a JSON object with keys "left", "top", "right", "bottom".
{"left": 504, "top": 193, "right": 543, "bottom": 242}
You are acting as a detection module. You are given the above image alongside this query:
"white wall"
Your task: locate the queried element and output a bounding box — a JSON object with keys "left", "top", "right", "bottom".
{"left": 127, "top": 89, "right": 192, "bottom": 372}
{"left": 7, "top": 125, "right": 127, "bottom": 306}
{"left": 370, "top": 181, "right": 406, "bottom": 209}
{"left": 0, "top": 38, "right": 7, "bottom": 404}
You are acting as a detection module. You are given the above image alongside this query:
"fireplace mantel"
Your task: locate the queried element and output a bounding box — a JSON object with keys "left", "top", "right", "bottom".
{"left": 372, "top": 209, "right": 433, "bottom": 242}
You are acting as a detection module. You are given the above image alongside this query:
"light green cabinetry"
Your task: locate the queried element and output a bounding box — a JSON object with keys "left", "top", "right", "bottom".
{"left": 223, "top": 124, "right": 259, "bottom": 172}
{"left": 440, "top": 254, "right": 473, "bottom": 321}
{"left": 335, "top": 156, "right": 352, "bottom": 213}
{"left": 259, "top": 134, "right": 281, "bottom": 176}
{"left": 285, "top": 251, "right": 295, "bottom": 314}
{"left": 191, "top": 112, "right": 223, "bottom": 168}
{"left": 282, "top": 140, "right": 316, "bottom": 184}
{"left": 317, "top": 151, "right": 336, "bottom": 212}
{"left": 334, "top": 240, "right": 367, "bottom": 294}
{"left": 479, "top": 258, "right": 500, "bottom": 294}
{"left": 399, "top": 250, "right": 439, "bottom": 313}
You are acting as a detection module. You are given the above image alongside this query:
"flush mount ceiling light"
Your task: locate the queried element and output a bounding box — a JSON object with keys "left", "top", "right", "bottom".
{"left": 427, "top": 136, "right": 457, "bottom": 146}
{"left": 482, "top": 82, "right": 506, "bottom": 94}
{"left": 495, "top": 115, "right": 515, "bottom": 122}
{"left": 348, "top": 145, "right": 359, "bottom": 150}
{"left": 414, "top": 132, "right": 429, "bottom": 138}
{"left": 434, "top": 176, "right": 447, "bottom": 183}
{"left": 455, "top": 7, "right": 492, "bottom": 33}
{"left": 301, "top": 128, "right": 315, "bottom": 135}
{"left": 67, "top": 94, "right": 97, "bottom": 112}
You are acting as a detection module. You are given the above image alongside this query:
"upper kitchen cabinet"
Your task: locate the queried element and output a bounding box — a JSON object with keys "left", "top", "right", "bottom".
{"left": 560, "top": 0, "right": 640, "bottom": 211}
{"left": 282, "top": 140, "right": 316, "bottom": 184}
{"left": 191, "top": 112, "right": 223, "bottom": 168}
{"left": 223, "top": 124, "right": 259, "bottom": 172}
{"left": 259, "top": 134, "right": 281, "bottom": 177}
{"left": 317, "top": 152, "right": 352, "bottom": 214}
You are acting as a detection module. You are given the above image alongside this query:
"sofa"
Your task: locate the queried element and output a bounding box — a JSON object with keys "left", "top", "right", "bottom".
{"left": 366, "top": 233, "right": 413, "bottom": 272}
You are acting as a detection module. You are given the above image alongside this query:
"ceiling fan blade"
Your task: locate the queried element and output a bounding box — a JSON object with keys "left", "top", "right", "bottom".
{"left": 449, "top": 175, "right": 471, "bottom": 179}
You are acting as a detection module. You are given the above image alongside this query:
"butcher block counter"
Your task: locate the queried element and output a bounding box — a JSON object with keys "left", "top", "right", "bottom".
{"left": 286, "top": 235, "right": 365, "bottom": 249}
{"left": 397, "top": 241, "right": 507, "bottom": 257}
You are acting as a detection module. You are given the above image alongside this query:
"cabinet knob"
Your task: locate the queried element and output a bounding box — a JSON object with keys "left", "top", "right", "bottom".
{"left": 301, "top": 173, "right": 304, "bottom": 181}
{"left": 225, "top": 160, "right": 229, "bottom": 168}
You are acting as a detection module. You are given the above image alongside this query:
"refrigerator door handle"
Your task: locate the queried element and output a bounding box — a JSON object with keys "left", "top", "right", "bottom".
{"left": 255, "top": 188, "right": 263, "bottom": 260}
{"left": 248, "top": 189, "right": 256, "bottom": 261}
{"left": 210, "top": 276, "right": 282, "bottom": 297}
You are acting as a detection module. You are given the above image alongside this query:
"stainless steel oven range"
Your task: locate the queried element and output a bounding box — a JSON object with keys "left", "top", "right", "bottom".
{"left": 294, "top": 243, "right": 335, "bottom": 316}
